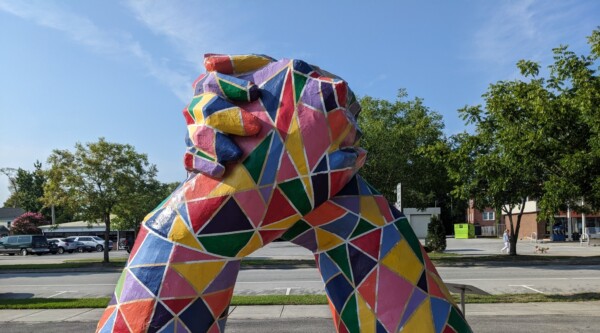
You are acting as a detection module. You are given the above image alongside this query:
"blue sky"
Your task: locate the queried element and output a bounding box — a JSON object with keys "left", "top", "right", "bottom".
{"left": 1, "top": 0, "right": 599, "bottom": 205}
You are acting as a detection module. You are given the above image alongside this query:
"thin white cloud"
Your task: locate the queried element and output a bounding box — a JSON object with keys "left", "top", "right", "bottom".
{"left": 470, "top": 0, "right": 597, "bottom": 79}
{"left": 0, "top": 0, "right": 192, "bottom": 102}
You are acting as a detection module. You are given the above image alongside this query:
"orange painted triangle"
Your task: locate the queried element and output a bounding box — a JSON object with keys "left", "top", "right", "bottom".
{"left": 163, "top": 298, "right": 195, "bottom": 314}
{"left": 351, "top": 229, "right": 382, "bottom": 260}
{"left": 304, "top": 201, "right": 347, "bottom": 227}
{"left": 259, "top": 229, "right": 286, "bottom": 244}
{"left": 97, "top": 306, "right": 116, "bottom": 330}
{"left": 357, "top": 267, "right": 378, "bottom": 311}
{"left": 276, "top": 151, "right": 299, "bottom": 182}
{"left": 184, "top": 176, "right": 222, "bottom": 201}
{"left": 120, "top": 299, "right": 155, "bottom": 333}
{"left": 203, "top": 288, "right": 234, "bottom": 318}
{"left": 262, "top": 187, "right": 298, "bottom": 226}
{"left": 114, "top": 309, "right": 130, "bottom": 332}
{"left": 187, "top": 196, "right": 228, "bottom": 233}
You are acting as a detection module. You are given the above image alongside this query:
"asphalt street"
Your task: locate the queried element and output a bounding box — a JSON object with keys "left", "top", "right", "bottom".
{"left": 1, "top": 263, "right": 599, "bottom": 298}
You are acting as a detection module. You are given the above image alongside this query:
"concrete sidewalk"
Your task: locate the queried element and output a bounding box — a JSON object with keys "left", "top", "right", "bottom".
{"left": 1, "top": 301, "right": 599, "bottom": 323}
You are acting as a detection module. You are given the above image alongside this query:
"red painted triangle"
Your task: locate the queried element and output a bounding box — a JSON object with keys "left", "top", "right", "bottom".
{"left": 262, "top": 187, "right": 298, "bottom": 226}
{"left": 275, "top": 71, "right": 295, "bottom": 141}
{"left": 203, "top": 288, "right": 234, "bottom": 318}
{"left": 186, "top": 196, "right": 228, "bottom": 233}
{"left": 259, "top": 229, "right": 286, "bottom": 244}
{"left": 163, "top": 298, "right": 195, "bottom": 315}
{"left": 208, "top": 323, "right": 221, "bottom": 333}
{"left": 338, "top": 320, "right": 350, "bottom": 333}
{"left": 357, "top": 267, "right": 378, "bottom": 311}
{"left": 444, "top": 325, "right": 457, "bottom": 333}
{"left": 159, "top": 268, "right": 199, "bottom": 298}
{"left": 276, "top": 151, "right": 298, "bottom": 182}
{"left": 171, "top": 245, "right": 222, "bottom": 263}
{"left": 129, "top": 226, "right": 148, "bottom": 259}
{"left": 427, "top": 272, "right": 447, "bottom": 299}
{"left": 375, "top": 196, "right": 394, "bottom": 223}
{"left": 329, "top": 170, "right": 354, "bottom": 198}
{"left": 351, "top": 229, "right": 382, "bottom": 260}
{"left": 114, "top": 310, "right": 130, "bottom": 332}
{"left": 120, "top": 299, "right": 155, "bottom": 333}
{"left": 183, "top": 176, "right": 222, "bottom": 202}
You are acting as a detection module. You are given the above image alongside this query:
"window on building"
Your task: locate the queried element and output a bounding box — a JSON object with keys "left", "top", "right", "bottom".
{"left": 483, "top": 211, "right": 495, "bottom": 221}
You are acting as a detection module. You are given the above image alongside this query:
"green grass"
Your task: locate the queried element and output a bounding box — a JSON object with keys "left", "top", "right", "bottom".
{"left": 1, "top": 293, "right": 600, "bottom": 309}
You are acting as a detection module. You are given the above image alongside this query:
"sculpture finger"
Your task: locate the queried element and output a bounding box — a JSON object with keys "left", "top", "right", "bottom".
{"left": 193, "top": 72, "right": 260, "bottom": 102}
{"left": 204, "top": 53, "right": 275, "bottom": 75}
{"left": 183, "top": 92, "right": 261, "bottom": 136}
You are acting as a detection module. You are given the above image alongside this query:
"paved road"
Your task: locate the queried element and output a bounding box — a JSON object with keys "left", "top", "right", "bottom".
{"left": 1, "top": 264, "right": 599, "bottom": 298}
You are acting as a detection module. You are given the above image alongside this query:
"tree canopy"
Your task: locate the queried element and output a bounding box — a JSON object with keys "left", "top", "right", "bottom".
{"left": 43, "top": 138, "right": 160, "bottom": 262}
{"left": 10, "top": 212, "right": 48, "bottom": 235}
{"left": 358, "top": 90, "right": 450, "bottom": 210}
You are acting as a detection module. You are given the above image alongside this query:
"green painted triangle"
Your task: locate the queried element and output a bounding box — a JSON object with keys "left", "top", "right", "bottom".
{"left": 280, "top": 220, "right": 311, "bottom": 241}
{"left": 187, "top": 95, "right": 203, "bottom": 121}
{"left": 350, "top": 218, "right": 377, "bottom": 239}
{"left": 195, "top": 149, "right": 215, "bottom": 162}
{"left": 198, "top": 231, "right": 254, "bottom": 257}
{"left": 327, "top": 244, "right": 353, "bottom": 281}
{"left": 115, "top": 270, "right": 127, "bottom": 299}
{"left": 394, "top": 218, "right": 424, "bottom": 264}
{"left": 448, "top": 306, "right": 472, "bottom": 333}
{"left": 278, "top": 179, "right": 312, "bottom": 215}
{"left": 341, "top": 293, "right": 359, "bottom": 333}
{"left": 243, "top": 133, "right": 272, "bottom": 183}
{"left": 219, "top": 78, "right": 247, "bottom": 101}
{"left": 293, "top": 73, "right": 308, "bottom": 104}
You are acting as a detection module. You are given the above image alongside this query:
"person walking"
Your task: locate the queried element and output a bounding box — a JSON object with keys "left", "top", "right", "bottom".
{"left": 501, "top": 229, "right": 510, "bottom": 253}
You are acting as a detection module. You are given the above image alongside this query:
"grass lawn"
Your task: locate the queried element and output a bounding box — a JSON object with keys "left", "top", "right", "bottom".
{"left": 1, "top": 293, "right": 600, "bottom": 309}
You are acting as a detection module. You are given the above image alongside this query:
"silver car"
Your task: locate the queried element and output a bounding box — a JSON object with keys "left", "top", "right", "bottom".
{"left": 47, "top": 238, "right": 78, "bottom": 254}
{"left": 65, "top": 236, "right": 113, "bottom": 252}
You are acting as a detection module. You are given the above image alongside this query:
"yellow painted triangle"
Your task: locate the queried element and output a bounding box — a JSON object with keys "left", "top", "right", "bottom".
{"left": 401, "top": 297, "right": 435, "bottom": 333}
{"left": 237, "top": 232, "right": 263, "bottom": 258}
{"left": 360, "top": 196, "right": 385, "bottom": 226}
{"left": 357, "top": 293, "right": 376, "bottom": 333}
{"left": 381, "top": 239, "right": 423, "bottom": 284}
{"left": 284, "top": 114, "right": 309, "bottom": 177}
{"left": 168, "top": 216, "right": 204, "bottom": 251}
{"left": 191, "top": 93, "right": 214, "bottom": 123}
{"left": 261, "top": 214, "right": 301, "bottom": 230}
{"left": 301, "top": 176, "right": 314, "bottom": 205}
{"left": 210, "top": 165, "right": 257, "bottom": 197}
{"left": 315, "top": 228, "right": 344, "bottom": 252}
{"left": 204, "top": 107, "right": 246, "bottom": 136}
{"left": 171, "top": 261, "right": 225, "bottom": 294}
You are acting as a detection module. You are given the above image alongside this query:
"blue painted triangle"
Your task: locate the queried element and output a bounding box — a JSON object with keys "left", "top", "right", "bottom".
{"left": 260, "top": 69, "right": 287, "bottom": 121}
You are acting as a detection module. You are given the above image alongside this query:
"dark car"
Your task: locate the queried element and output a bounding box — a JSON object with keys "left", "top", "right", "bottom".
{"left": 0, "top": 235, "right": 50, "bottom": 256}
{"left": 72, "top": 241, "right": 95, "bottom": 253}
{"left": 48, "top": 241, "right": 59, "bottom": 254}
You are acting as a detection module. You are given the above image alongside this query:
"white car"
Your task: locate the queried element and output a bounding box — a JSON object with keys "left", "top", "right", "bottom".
{"left": 47, "top": 238, "right": 78, "bottom": 254}
{"left": 65, "top": 236, "right": 113, "bottom": 252}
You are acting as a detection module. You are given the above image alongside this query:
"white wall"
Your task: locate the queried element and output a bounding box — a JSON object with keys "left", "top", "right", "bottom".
{"left": 402, "top": 207, "right": 441, "bottom": 238}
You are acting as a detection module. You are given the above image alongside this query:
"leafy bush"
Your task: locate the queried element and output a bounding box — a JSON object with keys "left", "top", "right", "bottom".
{"left": 425, "top": 215, "right": 446, "bottom": 252}
{"left": 10, "top": 212, "right": 48, "bottom": 235}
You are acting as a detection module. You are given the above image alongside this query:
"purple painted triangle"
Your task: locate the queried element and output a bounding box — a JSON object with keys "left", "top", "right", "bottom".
{"left": 399, "top": 288, "right": 428, "bottom": 328}
{"left": 120, "top": 271, "right": 153, "bottom": 303}
{"left": 108, "top": 294, "right": 117, "bottom": 306}
{"left": 332, "top": 197, "right": 360, "bottom": 214}
{"left": 259, "top": 186, "right": 274, "bottom": 203}
{"left": 205, "top": 260, "right": 241, "bottom": 293}
{"left": 291, "top": 228, "right": 317, "bottom": 252}
{"left": 177, "top": 319, "right": 190, "bottom": 333}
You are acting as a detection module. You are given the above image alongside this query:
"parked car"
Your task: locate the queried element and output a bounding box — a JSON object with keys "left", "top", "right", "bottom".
{"left": 0, "top": 235, "right": 50, "bottom": 256}
{"left": 72, "top": 241, "right": 95, "bottom": 253}
{"left": 47, "top": 238, "right": 78, "bottom": 254}
{"left": 48, "top": 241, "right": 59, "bottom": 254}
{"left": 65, "top": 236, "right": 113, "bottom": 252}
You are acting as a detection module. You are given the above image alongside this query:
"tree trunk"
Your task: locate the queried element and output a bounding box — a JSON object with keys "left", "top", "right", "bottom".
{"left": 508, "top": 198, "right": 526, "bottom": 256}
{"left": 104, "top": 212, "right": 110, "bottom": 263}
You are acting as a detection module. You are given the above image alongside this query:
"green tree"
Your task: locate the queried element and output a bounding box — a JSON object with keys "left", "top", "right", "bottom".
{"left": 43, "top": 138, "right": 159, "bottom": 263}
{"left": 358, "top": 90, "right": 450, "bottom": 210}
{"left": 3, "top": 162, "right": 45, "bottom": 213}
{"left": 425, "top": 215, "right": 446, "bottom": 252}
{"left": 447, "top": 28, "right": 600, "bottom": 255}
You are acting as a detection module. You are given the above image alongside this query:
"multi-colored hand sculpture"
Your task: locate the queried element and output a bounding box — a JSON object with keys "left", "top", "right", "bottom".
{"left": 97, "top": 54, "right": 472, "bottom": 333}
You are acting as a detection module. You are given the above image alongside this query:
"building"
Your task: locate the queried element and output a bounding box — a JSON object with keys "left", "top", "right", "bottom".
{"left": 466, "top": 199, "right": 497, "bottom": 236}
{"left": 0, "top": 207, "right": 25, "bottom": 231}
{"left": 39, "top": 220, "right": 135, "bottom": 248}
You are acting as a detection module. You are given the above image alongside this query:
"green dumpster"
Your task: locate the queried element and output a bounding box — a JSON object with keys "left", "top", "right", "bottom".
{"left": 454, "top": 223, "right": 475, "bottom": 239}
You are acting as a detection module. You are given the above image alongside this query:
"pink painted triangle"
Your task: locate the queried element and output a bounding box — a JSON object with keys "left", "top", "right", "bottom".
{"left": 159, "top": 268, "right": 200, "bottom": 298}
{"left": 376, "top": 266, "right": 414, "bottom": 333}
{"left": 276, "top": 151, "right": 298, "bottom": 182}
{"left": 375, "top": 196, "right": 394, "bottom": 223}
{"left": 234, "top": 190, "right": 266, "bottom": 228}
{"left": 298, "top": 103, "right": 330, "bottom": 170}
{"left": 171, "top": 245, "right": 222, "bottom": 263}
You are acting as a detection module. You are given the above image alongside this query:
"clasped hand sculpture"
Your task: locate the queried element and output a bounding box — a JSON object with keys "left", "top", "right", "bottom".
{"left": 97, "top": 54, "right": 472, "bottom": 333}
